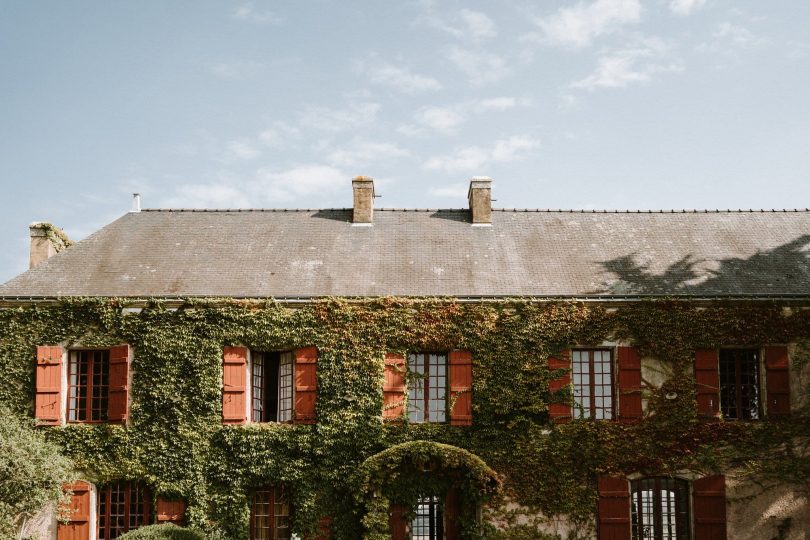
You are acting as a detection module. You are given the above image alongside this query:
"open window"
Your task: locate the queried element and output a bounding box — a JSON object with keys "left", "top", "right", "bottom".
{"left": 411, "top": 495, "right": 444, "bottom": 540}
{"left": 407, "top": 352, "right": 448, "bottom": 423}
{"left": 97, "top": 481, "right": 151, "bottom": 539}
{"left": 251, "top": 351, "right": 295, "bottom": 423}
{"left": 250, "top": 487, "right": 291, "bottom": 540}
{"left": 719, "top": 348, "right": 760, "bottom": 420}
{"left": 630, "top": 477, "right": 690, "bottom": 539}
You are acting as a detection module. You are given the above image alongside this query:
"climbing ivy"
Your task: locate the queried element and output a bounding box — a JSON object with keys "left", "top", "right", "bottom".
{"left": 0, "top": 298, "right": 808, "bottom": 538}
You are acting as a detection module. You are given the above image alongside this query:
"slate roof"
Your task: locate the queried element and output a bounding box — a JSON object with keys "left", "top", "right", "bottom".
{"left": 1, "top": 208, "right": 810, "bottom": 299}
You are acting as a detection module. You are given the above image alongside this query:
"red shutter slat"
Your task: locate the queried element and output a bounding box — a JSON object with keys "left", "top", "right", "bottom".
{"left": 222, "top": 347, "right": 248, "bottom": 424}
{"left": 383, "top": 353, "right": 406, "bottom": 420}
{"left": 617, "top": 346, "right": 642, "bottom": 421}
{"left": 156, "top": 497, "right": 186, "bottom": 525}
{"left": 693, "top": 475, "right": 727, "bottom": 540}
{"left": 764, "top": 346, "right": 791, "bottom": 418}
{"left": 695, "top": 349, "right": 720, "bottom": 418}
{"left": 388, "top": 503, "right": 408, "bottom": 540}
{"left": 449, "top": 350, "right": 473, "bottom": 426}
{"left": 57, "top": 481, "right": 91, "bottom": 540}
{"left": 548, "top": 350, "right": 572, "bottom": 423}
{"left": 107, "top": 345, "right": 130, "bottom": 423}
{"left": 35, "top": 345, "right": 63, "bottom": 424}
{"left": 597, "top": 476, "right": 631, "bottom": 540}
{"left": 294, "top": 346, "right": 318, "bottom": 424}
{"left": 444, "top": 487, "right": 461, "bottom": 540}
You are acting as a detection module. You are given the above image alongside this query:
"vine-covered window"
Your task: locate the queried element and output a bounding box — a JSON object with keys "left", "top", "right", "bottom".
{"left": 572, "top": 349, "right": 614, "bottom": 419}
{"left": 97, "top": 481, "right": 151, "bottom": 539}
{"left": 631, "top": 477, "right": 690, "bottom": 540}
{"left": 407, "top": 352, "right": 447, "bottom": 423}
{"left": 411, "top": 495, "right": 444, "bottom": 540}
{"left": 719, "top": 348, "right": 760, "bottom": 419}
{"left": 68, "top": 350, "right": 109, "bottom": 422}
{"left": 251, "top": 351, "right": 294, "bottom": 422}
{"left": 251, "top": 487, "right": 291, "bottom": 540}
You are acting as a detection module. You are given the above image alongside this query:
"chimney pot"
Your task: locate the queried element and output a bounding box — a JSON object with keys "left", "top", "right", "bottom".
{"left": 468, "top": 176, "right": 493, "bottom": 225}
{"left": 132, "top": 193, "right": 141, "bottom": 212}
{"left": 28, "top": 222, "right": 59, "bottom": 269}
{"left": 352, "top": 176, "right": 375, "bottom": 225}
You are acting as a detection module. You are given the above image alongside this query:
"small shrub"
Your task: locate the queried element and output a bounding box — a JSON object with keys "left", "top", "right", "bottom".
{"left": 117, "top": 524, "right": 206, "bottom": 540}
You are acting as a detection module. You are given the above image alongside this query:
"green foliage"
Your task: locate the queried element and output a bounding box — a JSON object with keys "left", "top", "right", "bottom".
{"left": 117, "top": 524, "right": 205, "bottom": 540}
{"left": 0, "top": 405, "right": 72, "bottom": 539}
{"left": 0, "top": 298, "right": 808, "bottom": 538}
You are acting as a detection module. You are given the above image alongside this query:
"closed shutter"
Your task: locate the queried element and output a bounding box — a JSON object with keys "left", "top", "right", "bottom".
{"left": 597, "top": 476, "right": 631, "bottom": 540}
{"left": 449, "top": 350, "right": 473, "bottom": 426}
{"left": 222, "top": 347, "right": 248, "bottom": 424}
{"left": 156, "top": 497, "right": 186, "bottom": 525}
{"left": 383, "top": 353, "right": 406, "bottom": 420}
{"left": 57, "top": 481, "right": 91, "bottom": 540}
{"left": 764, "top": 346, "right": 790, "bottom": 418}
{"left": 294, "top": 346, "right": 318, "bottom": 424}
{"left": 388, "top": 503, "right": 408, "bottom": 540}
{"left": 695, "top": 349, "right": 720, "bottom": 418}
{"left": 617, "top": 346, "right": 642, "bottom": 421}
{"left": 444, "top": 487, "right": 461, "bottom": 540}
{"left": 35, "top": 345, "right": 63, "bottom": 424}
{"left": 693, "top": 475, "right": 727, "bottom": 540}
{"left": 108, "top": 345, "right": 130, "bottom": 423}
{"left": 548, "top": 350, "right": 572, "bottom": 424}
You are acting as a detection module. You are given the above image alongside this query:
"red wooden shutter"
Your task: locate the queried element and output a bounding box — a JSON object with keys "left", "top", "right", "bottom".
{"left": 295, "top": 346, "right": 318, "bottom": 424}
{"left": 617, "top": 346, "right": 642, "bottom": 421}
{"left": 449, "top": 350, "right": 473, "bottom": 426}
{"left": 693, "top": 475, "right": 727, "bottom": 540}
{"left": 548, "top": 350, "right": 572, "bottom": 424}
{"left": 597, "top": 476, "right": 631, "bottom": 540}
{"left": 35, "top": 345, "right": 63, "bottom": 425}
{"left": 388, "top": 503, "right": 408, "bottom": 540}
{"left": 108, "top": 345, "right": 130, "bottom": 423}
{"left": 383, "top": 353, "right": 406, "bottom": 420}
{"left": 156, "top": 497, "right": 186, "bottom": 525}
{"left": 695, "top": 349, "right": 720, "bottom": 418}
{"left": 57, "top": 481, "right": 91, "bottom": 540}
{"left": 314, "top": 516, "right": 333, "bottom": 540}
{"left": 222, "top": 347, "right": 247, "bottom": 424}
{"left": 764, "top": 346, "right": 791, "bottom": 418}
{"left": 444, "top": 487, "right": 461, "bottom": 540}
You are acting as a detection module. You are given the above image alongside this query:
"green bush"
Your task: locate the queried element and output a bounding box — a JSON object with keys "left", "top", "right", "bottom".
{"left": 117, "top": 524, "right": 206, "bottom": 540}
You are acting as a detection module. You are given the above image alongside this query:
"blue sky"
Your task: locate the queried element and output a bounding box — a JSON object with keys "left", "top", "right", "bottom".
{"left": 2, "top": 0, "right": 810, "bottom": 282}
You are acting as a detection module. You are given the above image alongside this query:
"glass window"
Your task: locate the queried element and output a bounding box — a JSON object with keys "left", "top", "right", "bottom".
{"left": 251, "top": 487, "right": 291, "bottom": 540}
{"left": 251, "top": 351, "right": 294, "bottom": 422}
{"left": 719, "top": 349, "right": 760, "bottom": 420}
{"left": 631, "top": 477, "right": 690, "bottom": 540}
{"left": 572, "top": 349, "right": 614, "bottom": 420}
{"left": 411, "top": 495, "right": 443, "bottom": 540}
{"left": 68, "top": 350, "right": 109, "bottom": 422}
{"left": 97, "top": 481, "right": 150, "bottom": 539}
{"left": 407, "top": 353, "right": 447, "bottom": 423}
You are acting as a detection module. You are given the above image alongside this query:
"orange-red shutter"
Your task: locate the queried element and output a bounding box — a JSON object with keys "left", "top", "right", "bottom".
{"left": 449, "top": 350, "right": 473, "bottom": 426}
{"left": 314, "top": 516, "right": 333, "bottom": 540}
{"left": 222, "top": 347, "right": 248, "bottom": 424}
{"left": 35, "top": 345, "right": 63, "bottom": 424}
{"left": 444, "top": 487, "right": 461, "bottom": 540}
{"left": 156, "top": 497, "right": 186, "bottom": 525}
{"left": 693, "top": 475, "right": 727, "bottom": 540}
{"left": 294, "top": 346, "right": 317, "bottom": 424}
{"left": 597, "top": 476, "right": 631, "bottom": 540}
{"left": 764, "top": 346, "right": 791, "bottom": 418}
{"left": 388, "top": 503, "right": 408, "bottom": 540}
{"left": 57, "top": 481, "right": 91, "bottom": 540}
{"left": 617, "top": 346, "right": 642, "bottom": 421}
{"left": 108, "top": 345, "right": 130, "bottom": 423}
{"left": 383, "top": 353, "right": 406, "bottom": 420}
{"left": 548, "top": 350, "right": 572, "bottom": 424}
{"left": 695, "top": 349, "right": 720, "bottom": 418}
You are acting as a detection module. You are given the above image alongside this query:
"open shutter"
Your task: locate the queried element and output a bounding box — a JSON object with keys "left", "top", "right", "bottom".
{"left": 693, "top": 475, "right": 727, "bottom": 540}
{"left": 389, "top": 503, "right": 408, "bottom": 540}
{"left": 156, "top": 497, "right": 186, "bottom": 525}
{"left": 449, "top": 350, "right": 473, "bottom": 426}
{"left": 295, "top": 346, "right": 317, "bottom": 424}
{"left": 548, "top": 350, "right": 572, "bottom": 423}
{"left": 57, "top": 481, "right": 91, "bottom": 540}
{"left": 35, "top": 345, "right": 63, "bottom": 425}
{"left": 597, "top": 476, "right": 631, "bottom": 540}
{"left": 695, "top": 349, "right": 720, "bottom": 418}
{"left": 444, "top": 487, "right": 461, "bottom": 540}
{"left": 222, "top": 347, "right": 247, "bottom": 424}
{"left": 764, "top": 346, "right": 791, "bottom": 418}
{"left": 108, "top": 345, "right": 130, "bottom": 423}
{"left": 617, "top": 346, "right": 642, "bottom": 421}
{"left": 383, "top": 353, "right": 406, "bottom": 420}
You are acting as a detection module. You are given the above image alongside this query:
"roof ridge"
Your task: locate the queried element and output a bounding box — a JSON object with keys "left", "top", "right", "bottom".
{"left": 138, "top": 208, "right": 810, "bottom": 213}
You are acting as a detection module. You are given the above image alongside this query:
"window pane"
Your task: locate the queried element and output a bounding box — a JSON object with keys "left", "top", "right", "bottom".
{"left": 411, "top": 495, "right": 443, "bottom": 540}
{"left": 252, "top": 353, "right": 265, "bottom": 423}
{"left": 720, "top": 349, "right": 760, "bottom": 420}
{"left": 631, "top": 478, "right": 690, "bottom": 540}
{"left": 278, "top": 353, "right": 293, "bottom": 422}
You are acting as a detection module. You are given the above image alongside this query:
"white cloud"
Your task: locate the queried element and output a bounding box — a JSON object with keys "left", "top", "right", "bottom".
{"left": 299, "top": 102, "right": 380, "bottom": 132}
{"left": 414, "top": 106, "right": 466, "bottom": 133}
{"left": 364, "top": 62, "right": 442, "bottom": 94}
{"left": 256, "top": 165, "right": 347, "bottom": 203}
{"left": 713, "top": 22, "right": 758, "bottom": 48}
{"left": 402, "top": 97, "right": 522, "bottom": 135}
{"left": 162, "top": 183, "right": 253, "bottom": 209}
{"left": 232, "top": 3, "right": 283, "bottom": 24}
{"left": 424, "top": 135, "right": 540, "bottom": 172}
{"left": 208, "top": 60, "right": 264, "bottom": 80}
{"left": 445, "top": 46, "right": 510, "bottom": 85}
{"left": 572, "top": 37, "right": 683, "bottom": 90}
{"left": 418, "top": 6, "right": 497, "bottom": 42}
{"left": 533, "top": 0, "right": 642, "bottom": 48}
{"left": 225, "top": 140, "right": 261, "bottom": 160}
{"left": 429, "top": 182, "right": 469, "bottom": 198}
{"left": 474, "top": 97, "right": 518, "bottom": 112}
{"left": 669, "top": 0, "right": 706, "bottom": 16}
{"left": 258, "top": 122, "right": 302, "bottom": 147}
{"left": 459, "top": 10, "right": 497, "bottom": 41}
{"left": 327, "top": 140, "right": 411, "bottom": 167}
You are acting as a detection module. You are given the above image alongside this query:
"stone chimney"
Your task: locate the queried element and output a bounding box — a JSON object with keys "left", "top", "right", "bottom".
{"left": 468, "top": 176, "right": 492, "bottom": 225}
{"left": 29, "top": 222, "right": 67, "bottom": 269}
{"left": 352, "top": 176, "right": 375, "bottom": 225}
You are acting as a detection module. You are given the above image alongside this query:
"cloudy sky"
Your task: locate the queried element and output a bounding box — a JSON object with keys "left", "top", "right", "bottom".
{"left": 1, "top": 0, "right": 809, "bottom": 282}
